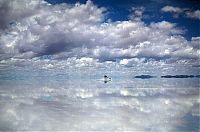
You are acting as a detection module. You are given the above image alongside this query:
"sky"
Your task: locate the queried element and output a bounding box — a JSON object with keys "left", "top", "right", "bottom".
{"left": 47, "top": 0, "right": 200, "bottom": 39}
{"left": 0, "top": 0, "right": 199, "bottom": 70}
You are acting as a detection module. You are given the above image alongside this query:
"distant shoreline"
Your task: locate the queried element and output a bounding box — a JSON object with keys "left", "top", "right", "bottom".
{"left": 134, "top": 75, "right": 200, "bottom": 79}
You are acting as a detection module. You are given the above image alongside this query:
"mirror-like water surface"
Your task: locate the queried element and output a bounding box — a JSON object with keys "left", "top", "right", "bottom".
{"left": 0, "top": 65, "right": 199, "bottom": 131}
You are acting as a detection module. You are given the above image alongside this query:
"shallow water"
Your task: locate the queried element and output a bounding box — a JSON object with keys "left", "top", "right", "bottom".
{"left": 0, "top": 66, "right": 199, "bottom": 131}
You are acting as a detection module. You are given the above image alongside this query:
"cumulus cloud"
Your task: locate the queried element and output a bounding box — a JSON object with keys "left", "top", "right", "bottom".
{"left": 129, "top": 7, "right": 145, "bottom": 21}
{"left": 191, "top": 37, "right": 200, "bottom": 49}
{"left": 0, "top": 0, "right": 199, "bottom": 67}
{"left": 161, "top": 6, "right": 183, "bottom": 14}
{"left": 0, "top": 0, "right": 41, "bottom": 30}
{"left": 186, "top": 10, "right": 200, "bottom": 20}
{"left": 161, "top": 6, "right": 200, "bottom": 20}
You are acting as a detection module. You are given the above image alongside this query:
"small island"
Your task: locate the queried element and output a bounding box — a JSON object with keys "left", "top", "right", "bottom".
{"left": 134, "top": 75, "right": 155, "bottom": 79}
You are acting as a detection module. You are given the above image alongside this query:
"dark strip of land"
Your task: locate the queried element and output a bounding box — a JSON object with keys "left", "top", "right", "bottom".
{"left": 134, "top": 75, "right": 200, "bottom": 79}
{"left": 161, "top": 75, "right": 200, "bottom": 78}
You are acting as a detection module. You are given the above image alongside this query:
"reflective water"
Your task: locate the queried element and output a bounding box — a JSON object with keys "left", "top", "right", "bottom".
{"left": 0, "top": 65, "right": 199, "bottom": 131}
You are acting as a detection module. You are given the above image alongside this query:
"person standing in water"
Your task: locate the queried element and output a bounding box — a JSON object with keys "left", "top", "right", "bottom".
{"left": 104, "top": 75, "right": 111, "bottom": 83}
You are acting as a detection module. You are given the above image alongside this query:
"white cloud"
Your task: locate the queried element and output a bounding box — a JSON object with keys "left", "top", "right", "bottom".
{"left": 161, "top": 6, "right": 183, "bottom": 14}
{"left": 120, "top": 59, "right": 129, "bottom": 65}
{"left": 0, "top": 0, "right": 199, "bottom": 67}
{"left": 161, "top": 6, "right": 200, "bottom": 20}
{"left": 129, "top": 7, "right": 145, "bottom": 21}
{"left": 120, "top": 58, "right": 145, "bottom": 66}
{"left": 191, "top": 37, "right": 200, "bottom": 49}
{"left": 0, "top": 0, "right": 41, "bottom": 30}
{"left": 186, "top": 10, "right": 200, "bottom": 20}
